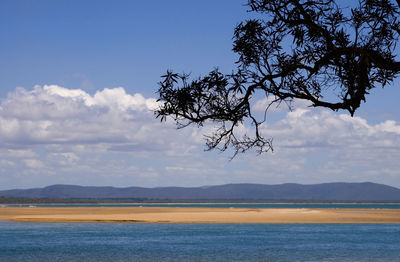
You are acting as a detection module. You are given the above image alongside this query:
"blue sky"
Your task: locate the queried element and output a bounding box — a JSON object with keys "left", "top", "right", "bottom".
{"left": 0, "top": 0, "right": 399, "bottom": 190}
{"left": 1, "top": 0, "right": 247, "bottom": 98}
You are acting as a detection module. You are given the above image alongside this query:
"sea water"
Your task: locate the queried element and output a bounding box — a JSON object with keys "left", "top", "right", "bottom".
{"left": 1, "top": 222, "right": 399, "bottom": 261}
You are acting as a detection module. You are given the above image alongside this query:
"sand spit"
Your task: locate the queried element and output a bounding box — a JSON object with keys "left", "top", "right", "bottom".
{"left": 1, "top": 207, "right": 400, "bottom": 223}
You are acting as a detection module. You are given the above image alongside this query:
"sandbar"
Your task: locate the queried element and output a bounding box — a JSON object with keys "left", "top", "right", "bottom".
{"left": 1, "top": 207, "right": 399, "bottom": 223}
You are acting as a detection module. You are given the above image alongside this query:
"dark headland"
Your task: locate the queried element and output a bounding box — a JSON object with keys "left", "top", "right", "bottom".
{"left": 1, "top": 182, "right": 400, "bottom": 203}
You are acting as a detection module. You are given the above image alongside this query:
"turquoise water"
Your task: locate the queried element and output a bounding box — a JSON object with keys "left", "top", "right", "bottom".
{"left": 3, "top": 203, "right": 400, "bottom": 209}
{"left": 1, "top": 222, "right": 399, "bottom": 261}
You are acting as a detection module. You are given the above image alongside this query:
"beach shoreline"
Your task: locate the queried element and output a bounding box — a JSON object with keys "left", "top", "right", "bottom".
{"left": 1, "top": 207, "right": 400, "bottom": 223}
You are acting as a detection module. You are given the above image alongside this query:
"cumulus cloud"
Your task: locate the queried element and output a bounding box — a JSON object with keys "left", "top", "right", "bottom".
{"left": 252, "top": 96, "right": 312, "bottom": 113}
{"left": 1, "top": 149, "right": 37, "bottom": 159}
{"left": 3, "top": 85, "right": 397, "bottom": 154}
{"left": 0, "top": 85, "right": 175, "bottom": 151}
{"left": 49, "top": 153, "right": 80, "bottom": 166}
{"left": 0, "top": 85, "right": 399, "bottom": 189}
{"left": 264, "top": 108, "right": 400, "bottom": 149}
{"left": 23, "top": 159, "right": 45, "bottom": 169}
{"left": 0, "top": 159, "right": 15, "bottom": 167}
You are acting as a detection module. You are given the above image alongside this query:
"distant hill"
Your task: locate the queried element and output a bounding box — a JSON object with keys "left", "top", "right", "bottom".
{"left": 1, "top": 182, "right": 400, "bottom": 201}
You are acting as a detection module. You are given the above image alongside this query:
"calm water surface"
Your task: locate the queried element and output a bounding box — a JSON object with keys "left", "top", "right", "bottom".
{"left": 1, "top": 222, "right": 399, "bottom": 261}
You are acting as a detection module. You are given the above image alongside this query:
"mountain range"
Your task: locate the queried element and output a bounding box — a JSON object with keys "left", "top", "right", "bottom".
{"left": 1, "top": 182, "right": 400, "bottom": 201}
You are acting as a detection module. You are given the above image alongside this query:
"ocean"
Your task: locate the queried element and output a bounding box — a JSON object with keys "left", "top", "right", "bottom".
{"left": 1, "top": 222, "right": 399, "bottom": 261}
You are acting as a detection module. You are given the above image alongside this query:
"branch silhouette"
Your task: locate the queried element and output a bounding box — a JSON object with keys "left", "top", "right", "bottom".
{"left": 156, "top": 0, "right": 400, "bottom": 155}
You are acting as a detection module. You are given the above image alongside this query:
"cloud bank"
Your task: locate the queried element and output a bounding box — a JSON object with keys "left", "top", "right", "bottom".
{"left": 0, "top": 85, "right": 399, "bottom": 189}
{"left": 0, "top": 85, "right": 160, "bottom": 147}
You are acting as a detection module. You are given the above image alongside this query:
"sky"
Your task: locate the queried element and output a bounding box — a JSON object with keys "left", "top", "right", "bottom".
{"left": 0, "top": 0, "right": 399, "bottom": 190}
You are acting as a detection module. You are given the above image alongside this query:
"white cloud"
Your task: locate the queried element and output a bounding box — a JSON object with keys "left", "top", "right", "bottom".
{"left": 0, "top": 159, "right": 16, "bottom": 167}
{"left": 263, "top": 108, "right": 400, "bottom": 150}
{"left": 0, "top": 85, "right": 178, "bottom": 152}
{"left": 23, "top": 159, "right": 45, "bottom": 169}
{"left": 252, "top": 97, "right": 312, "bottom": 113}
{"left": 2, "top": 149, "right": 37, "bottom": 159}
{"left": 49, "top": 153, "right": 80, "bottom": 166}
{"left": 375, "top": 120, "right": 400, "bottom": 135}
{"left": 0, "top": 85, "right": 399, "bottom": 189}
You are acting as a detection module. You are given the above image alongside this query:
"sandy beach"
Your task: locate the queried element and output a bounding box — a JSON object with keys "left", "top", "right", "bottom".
{"left": 1, "top": 207, "right": 400, "bottom": 223}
